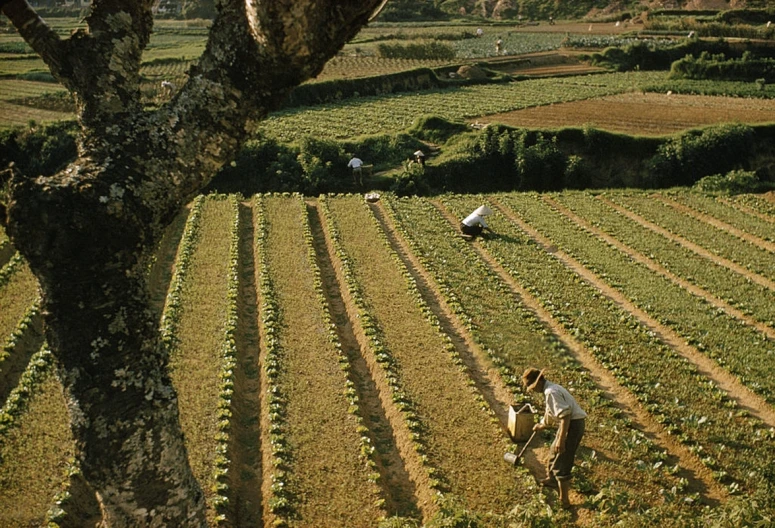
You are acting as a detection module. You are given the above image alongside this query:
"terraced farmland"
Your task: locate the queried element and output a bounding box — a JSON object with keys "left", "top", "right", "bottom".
{"left": 1, "top": 190, "right": 774, "bottom": 527}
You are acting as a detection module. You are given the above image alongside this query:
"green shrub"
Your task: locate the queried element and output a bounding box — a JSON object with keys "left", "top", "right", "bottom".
{"left": 692, "top": 169, "right": 763, "bottom": 194}
{"left": 0, "top": 121, "right": 77, "bottom": 177}
{"left": 646, "top": 124, "right": 755, "bottom": 187}
{"left": 670, "top": 52, "right": 775, "bottom": 83}
{"left": 376, "top": 41, "right": 456, "bottom": 60}
{"left": 391, "top": 160, "right": 431, "bottom": 196}
{"left": 408, "top": 115, "right": 469, "bottom": 145}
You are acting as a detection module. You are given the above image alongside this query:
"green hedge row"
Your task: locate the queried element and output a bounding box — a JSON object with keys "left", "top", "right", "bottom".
{"left": 588, "top": 39, "right": 775, "bottom": 72}
{"left": 670, "top": 52, "right": 775, "bottom": 83}
{"left": 414, "top": 118, "right": 775, "bottom": 195}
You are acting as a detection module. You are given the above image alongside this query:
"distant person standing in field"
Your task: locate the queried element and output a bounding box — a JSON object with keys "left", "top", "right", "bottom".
{"left": 495, "top": 37, "right": 503, "bottom": 55}
{"left": 476, "top": 27, "right": 483, "bottom": 37}
{"left": 347, "top": 155, "right": 364, "bottom": 186}
{"left": 460, "top": 205, "right": 494, "bottom": 240}
{"left": 413, "top": 150, "right": 426, "bottom": 166}
{"left": 522, "top": 367, "right": 587, "bottom": 509}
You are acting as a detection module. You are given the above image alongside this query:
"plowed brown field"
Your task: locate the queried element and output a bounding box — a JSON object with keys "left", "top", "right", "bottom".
{"left": 475, "top": 92, "right": 775, "bottom": 135}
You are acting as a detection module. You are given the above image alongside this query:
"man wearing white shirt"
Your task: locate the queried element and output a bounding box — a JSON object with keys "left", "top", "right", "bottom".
{"left": 347, "top": 156, "right": 364, "bottom": 186}
{"left": 522, "top": 367, "right": 587, "bottom": 509}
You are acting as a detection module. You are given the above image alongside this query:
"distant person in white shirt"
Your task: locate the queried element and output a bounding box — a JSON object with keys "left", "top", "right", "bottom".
{"left": 347, "top": 156, "right": 364, "bottom": 186}
{"left": 522, "top": 367, "right": 587, "bottom": 509}
{"left": 460, "top": 205, "right": 494, "bottom": 240}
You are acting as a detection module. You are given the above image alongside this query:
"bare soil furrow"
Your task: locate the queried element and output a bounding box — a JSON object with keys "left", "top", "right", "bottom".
{"left": 306, "top": 200, "right": 420, "bottom": 520}
{"left": 431, "top": 198, "right": 727, "bottom": 503}
{"left": 599, "top": 196, "right": 775, "bottom": 292}
{"left": 492, "top": 198, "right": 775, "bottom": 430}
{"left": 544, "top": 196, "right": 775, "bottom": 342}
{"left": 657, "top": 195, "right": 775, "bottom": 254}
{"left": 229, "top": 202, "right": 263, "bottom": 527}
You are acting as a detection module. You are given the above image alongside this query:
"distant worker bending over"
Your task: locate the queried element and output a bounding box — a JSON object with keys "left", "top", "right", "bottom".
{"left": 347, "top": 155, "right": 364, "bottom": 186}
{"left": 460, "top": 205, "right": 494, "bottom": 240}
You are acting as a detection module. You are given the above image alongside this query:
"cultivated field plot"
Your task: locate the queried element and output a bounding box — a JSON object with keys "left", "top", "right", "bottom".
{"left": 2, "top": 189, "right": 774, "bottom": 526}
{"left": 476, "top": 92, "right": 775, "bottom": 136}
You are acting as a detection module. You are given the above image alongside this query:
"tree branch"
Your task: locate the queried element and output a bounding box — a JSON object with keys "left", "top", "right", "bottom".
{"left": 1, "top": 0, "right": 64, "bottom": 79}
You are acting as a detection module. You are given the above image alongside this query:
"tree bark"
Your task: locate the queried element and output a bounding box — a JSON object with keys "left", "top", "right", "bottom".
{"left": 1, "top": 0, "right": 383, "bottom": 525}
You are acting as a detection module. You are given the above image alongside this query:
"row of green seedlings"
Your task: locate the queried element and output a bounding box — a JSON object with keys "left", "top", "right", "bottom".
{"left": 386, "top": 196, "right": 680, "bottom": 503}
{"left": 0, "top": 343, "right": 54, "bottom": 443}
{"left": 730, "top": 194, "right": 775, "bottom": 218}
{"left": 0, "top": 252, "right": 24, "bottom": 289}
{"left": 606, "top": 193, "right": 774, "bottom": 283}
{"left": 210, "top": 194, "right": 240, "bottom": 524}
{"left": 295, "top": 195, "right": 384, "bottom": 504}
{"left": 319, "top": 195, "right": 448, "bottom": 497}
{"left": 0, "top": 298, "right": 40, "bottom": 391}
{"left": 458, "top": 196, "right": 773, "bottom": 496}
{"left": 253, "top": 194, "right": 295, "bottom": 525}
{"left": 660, "top": 193, "right": 775, "bottom": 246}
{"left": 515, "top": 194, "right": 775, "bottom": 404}
{"left": 554, "top": 193, "right": 775, "bottom": 338}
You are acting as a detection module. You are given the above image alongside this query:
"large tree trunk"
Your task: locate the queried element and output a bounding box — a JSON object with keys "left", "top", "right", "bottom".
{"left": 1, "top": 0, "right": 384, "bottom": 524}
{"left": 8, "top": 155, "right": 207, "bottom": 525}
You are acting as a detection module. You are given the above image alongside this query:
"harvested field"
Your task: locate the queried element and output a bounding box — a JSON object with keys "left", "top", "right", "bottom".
{"left": 475, "top": 92, "right": 775, "bottom": 136}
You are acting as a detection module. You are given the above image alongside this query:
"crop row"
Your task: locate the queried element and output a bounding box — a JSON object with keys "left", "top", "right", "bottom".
{"left": 384, "top": 196, "right": 691, "bottom": 519}
{"left": 257, "top": 71, "right": 666, "bottom": 141}
{"left": 729, "top": 193, "right": 775, "bottom": 217}
{"left": 441, "top": 194, "right": 774, "bottom": 496}
{"left": 329, "top": 194, "right": 541, "bottom": 520}
{"left": 607, "top": 193, "right": 775, "bottom": 285}
{"left": 656, "top": 192, "right": 775, "bottom": 244}
{"left": 0, "top": 343, "right": 76, "bottom": 526}
{"left": 499, "top": 193, "right": 775, "bottom": 404}
{"left": 555, "top": 192, "right": 775, "bottom": 333}
{"left": 257, "top": 194, "right": 382, "bottom": 526}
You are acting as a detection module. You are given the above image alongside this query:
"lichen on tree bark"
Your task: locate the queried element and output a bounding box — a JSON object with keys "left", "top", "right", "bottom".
{"left": 0, "top": 0, "right": 383, "bottom": 525}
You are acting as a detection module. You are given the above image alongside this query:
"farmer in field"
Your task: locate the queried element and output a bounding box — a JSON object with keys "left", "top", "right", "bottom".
{"left": 460, "top": 205, "right": 494, "bottom": 240}
{"left": 522, "top": 367, "right": 587, "bottom": 509}
{"left": 347, "top": 155, "right": 364, "bottom": 186}
{"left": 495, "top": 37, "right": 503, "bottom": 55}
{"left": 413, "top": 149, "right": 426, "bottom": 166}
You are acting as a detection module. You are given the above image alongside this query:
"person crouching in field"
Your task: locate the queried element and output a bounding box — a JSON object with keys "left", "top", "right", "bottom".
{"left": 522, "top": 367, "right": 587, "bottom": 509}
{"left": 460, "top": 205, "right": 494, "bottom": 240}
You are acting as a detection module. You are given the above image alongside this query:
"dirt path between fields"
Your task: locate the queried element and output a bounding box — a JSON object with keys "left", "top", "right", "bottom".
{"left": 229, "top": 203, "right": 263, "bottom": 527}
{"left": 543, "top": 196, "right": 775, "bottom": 342}
{"left": 599, "top": 197, "right": 775, "bottom": 293}
{"left": 491, "top": 197, "right": 775, "bottom": 432}
{"left": 306, "top": 200, "right": 421, "bottom": 520}
{"left": 656, "top": 195, "right": 775, "bottom": 254}
{"left": 429, "top": 198, "right": 727, "bottom": 505}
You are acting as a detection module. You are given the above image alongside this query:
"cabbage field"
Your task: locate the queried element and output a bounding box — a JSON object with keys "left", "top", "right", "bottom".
{"left": 2, "top": 189, "right": 774, "bottom": 527}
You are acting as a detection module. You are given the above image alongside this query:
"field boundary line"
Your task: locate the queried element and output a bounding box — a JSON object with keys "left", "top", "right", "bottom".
{"left": 492, "top": 198, "right": 775, "bottom": 431}
{"left": 598, "top": 196, "right": 775, "bottom": 292}
{"left": 430, "top": 198, "right": 727, "bottom": 504}
{"left": 718, "top": 197, "right": 775, "bottom": 224}
{"left": 544, "top": 196, "right": 775, "bottom": 341}
{"left": 656, "top": 195, "right": 775, "bottom": 254}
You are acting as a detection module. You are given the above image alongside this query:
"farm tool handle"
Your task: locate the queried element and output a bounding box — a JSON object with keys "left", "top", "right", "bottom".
{"left": 517, "top": 430, "right": 537, "bottom": 459}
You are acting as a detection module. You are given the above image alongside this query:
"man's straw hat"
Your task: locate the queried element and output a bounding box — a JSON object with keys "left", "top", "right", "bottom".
{"left": 522, "top": 367, "right": 545, "bottom": 391}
